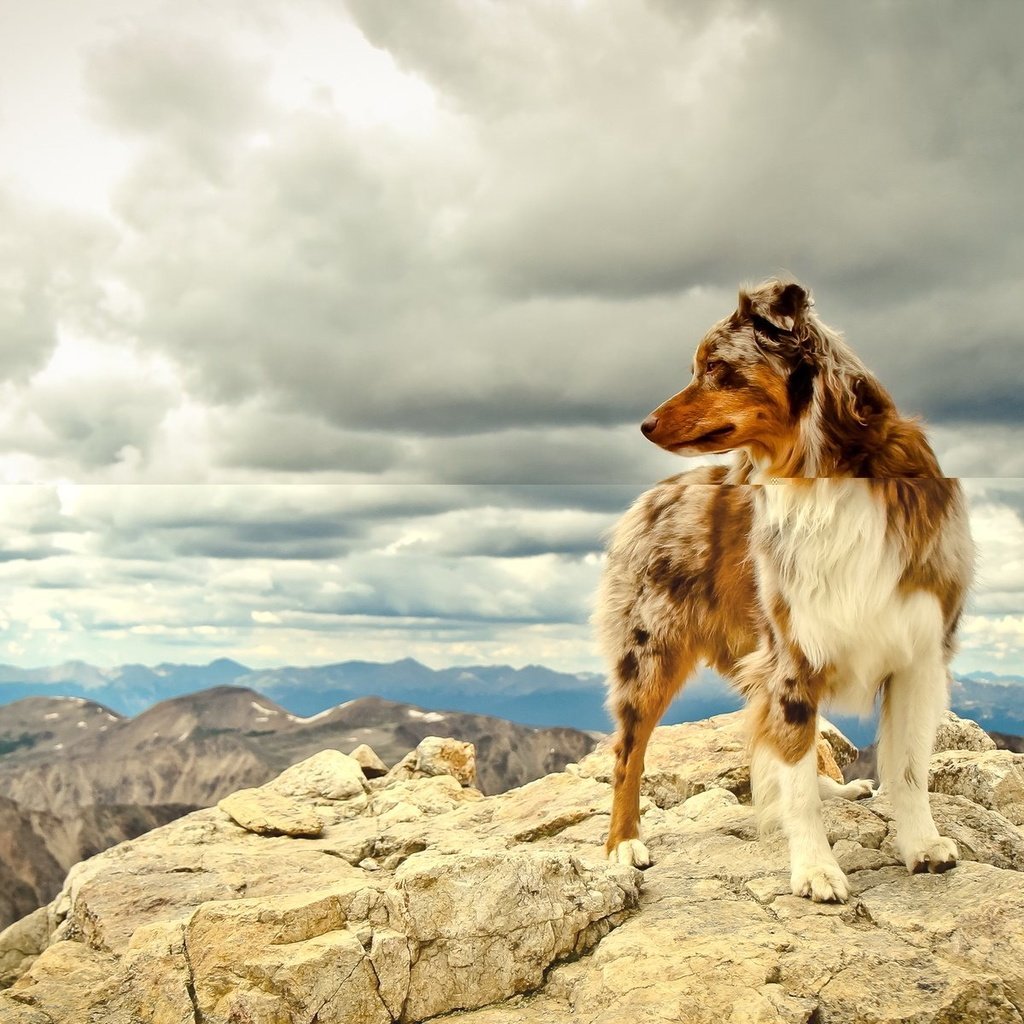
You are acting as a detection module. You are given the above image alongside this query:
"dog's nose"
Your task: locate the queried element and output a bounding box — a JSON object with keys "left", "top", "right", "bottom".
{"left": 640, "top": 415, "right": 658, "bottom": 437}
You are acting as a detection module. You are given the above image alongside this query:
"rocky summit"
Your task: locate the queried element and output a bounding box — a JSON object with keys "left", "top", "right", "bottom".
{"left": 2, "top": 711, "right": 1024, "bottom": 1024}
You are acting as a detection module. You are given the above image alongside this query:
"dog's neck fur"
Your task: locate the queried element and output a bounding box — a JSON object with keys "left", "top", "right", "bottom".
{"left": 732, "top": 311, "right": 943, "bottom": 483}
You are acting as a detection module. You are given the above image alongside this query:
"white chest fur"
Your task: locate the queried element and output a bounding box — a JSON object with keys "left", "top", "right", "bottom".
{"left": 755, "top": 480, "right": 940, "bottom": 709}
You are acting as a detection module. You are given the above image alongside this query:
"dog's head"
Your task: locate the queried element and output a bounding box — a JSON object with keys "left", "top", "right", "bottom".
{"left": 641, "top": 279, "right": 823, "bottom": 472}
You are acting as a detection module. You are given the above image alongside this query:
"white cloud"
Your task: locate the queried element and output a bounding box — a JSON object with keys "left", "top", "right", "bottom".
{"left": 0, "top": 0, "right": 1020, "bottom": 673}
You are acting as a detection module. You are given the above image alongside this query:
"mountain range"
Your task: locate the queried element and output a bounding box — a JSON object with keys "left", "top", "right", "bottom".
{"left": 0, "top": 658, "right": 1021, "bottom": 745}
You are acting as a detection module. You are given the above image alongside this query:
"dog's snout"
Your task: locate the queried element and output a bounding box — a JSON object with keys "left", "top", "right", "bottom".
{"left": 640, "top": 415, "right": 659, "bottom": 437}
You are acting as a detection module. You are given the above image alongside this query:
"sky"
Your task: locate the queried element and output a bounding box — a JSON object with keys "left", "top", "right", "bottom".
{"left": 0, "top": 0, "right": 1021, "bottom": 676}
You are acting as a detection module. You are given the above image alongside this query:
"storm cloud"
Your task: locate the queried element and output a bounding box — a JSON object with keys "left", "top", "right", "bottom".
{"left": 0, "top": 0, "right": 1020, "bottom": 671}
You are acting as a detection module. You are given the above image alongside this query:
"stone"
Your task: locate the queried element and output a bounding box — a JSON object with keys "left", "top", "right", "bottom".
{"left": 3, "top": 722, "right": 1024, "bottom": 1024}
{"left": 0, "top": 906, "right": 49, "bottom": 989}
{"left": 933, "top": 710, "right": 997, "bottom": 754}
{"left": 816, "top": 735, "right": 844, "bottom": 783}
{"left": 929, "top": 749, "right": 1024, "bottom": 826}
{"left": 392, "top": 849, "right": 639, "bottom": 1020}
{"left": 218, "top": 787, "right": 325, "bottom": 837}
{"left": 386, "top": 736, "right": 478, "bottom": 789}
{"left": 350, "top": 743, "right": 389, "bottom": 778}
{"left": 576, "top": 712, "right": 754, "bottom": 806}
{"left": 6, "top": 942, "right": 125, "bottom": 1020}
{"left": 267, "top": 749, "right": 369, "bottom": 804}
{"left": 819, "top": 715, "right": 859, "bottom": 768}
{"left": 676, "top": 786, "right": 740, "bottom": 821}
{"left": 578, "top": 713, "right": 860, "bottom": 809}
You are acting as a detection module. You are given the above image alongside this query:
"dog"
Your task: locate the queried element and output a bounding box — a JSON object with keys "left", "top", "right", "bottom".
{"left": 593, "top": 278, "right": 974, "bottom": 902}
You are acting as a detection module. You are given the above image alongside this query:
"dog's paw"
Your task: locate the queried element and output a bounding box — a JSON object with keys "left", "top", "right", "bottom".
{"left": 817, "top": 775, "right": 875, "bottom": 802}
{"left": 840, "top": 778, "right": 876, "bottom": 801}
{"left": 607, "top": 838, "right": 652, "bottom": 869}
{"left": 904, "top": 836, "right": 958, "bottom": 875}
{"left": 791, "top": 861, "right": 850, "bottom": 903}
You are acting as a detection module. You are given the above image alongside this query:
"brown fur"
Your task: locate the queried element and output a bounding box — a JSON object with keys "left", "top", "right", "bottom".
{"left": 596, "top": 279, "right": 974, "bottom": 861}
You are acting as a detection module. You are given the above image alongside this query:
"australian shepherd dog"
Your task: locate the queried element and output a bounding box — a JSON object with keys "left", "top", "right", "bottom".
{"left": 594, "top": 279, "right": 974, "bottom": 902}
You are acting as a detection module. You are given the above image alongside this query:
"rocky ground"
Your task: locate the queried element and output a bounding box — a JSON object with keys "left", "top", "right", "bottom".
{"left": 1, "top": 710, "right": 1023, "bottom": 1024}
{"left": 0, "top": 689, "right": 596, "bottom": 932}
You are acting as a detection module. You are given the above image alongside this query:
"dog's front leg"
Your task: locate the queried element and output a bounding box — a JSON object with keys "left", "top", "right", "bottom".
{"left": 878, "top": 655, "right": 958, "bottom": 874}
{"left": 765, "top": 743, "right": 849, "bottom": 902}
{"left": 750, "top": 671, "right": 848, "bottom": 903}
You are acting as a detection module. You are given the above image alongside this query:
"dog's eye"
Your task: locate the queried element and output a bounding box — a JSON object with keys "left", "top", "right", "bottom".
{"left": 704, "top": 360, "right": 722, "bottom": 375}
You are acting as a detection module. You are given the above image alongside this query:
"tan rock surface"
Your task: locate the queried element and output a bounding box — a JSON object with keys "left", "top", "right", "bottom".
{"left": 350, "top": 743, "right": 389, "bottom": 778}
{"left": 576, "top": 713, "right": 754, "bottom": 805}
{"left": 933, "top": 709, "right": 998, "bottom": 753}
{"left": 218, "top": 787, "right": 325, "bottom": 837}
{"left": 929, "top": 748, "right": 1024, "bottom": 826}
{"left": 2, "top": 713, "right": 1023, "bottom": 1024}
{"left": 384, "top": 736, "right": 477, "bottom": 788}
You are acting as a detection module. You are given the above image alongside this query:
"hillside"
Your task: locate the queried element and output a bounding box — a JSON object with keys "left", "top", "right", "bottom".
{"left": 0, "top": 687, "right": 596, "bottom": 931}
{"left": 2, "top": 711, "right": 1023, "bottom": 1022}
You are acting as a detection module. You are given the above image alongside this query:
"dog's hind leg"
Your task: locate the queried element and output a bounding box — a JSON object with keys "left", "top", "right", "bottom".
{"left": 605, "top": 645, "right": 695, "bottom": 868}
{"left": 878, "top": 650, "right": 957, "bottom": 875}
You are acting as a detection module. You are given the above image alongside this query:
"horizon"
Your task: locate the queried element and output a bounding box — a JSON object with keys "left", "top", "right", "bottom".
{"left": 1, "top": 653, "right": 1021, "bottom": 695}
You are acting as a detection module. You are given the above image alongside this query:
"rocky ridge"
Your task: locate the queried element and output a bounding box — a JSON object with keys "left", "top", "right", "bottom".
{"left": 1, "top": 711, "right": 1023, "bottom": 1023}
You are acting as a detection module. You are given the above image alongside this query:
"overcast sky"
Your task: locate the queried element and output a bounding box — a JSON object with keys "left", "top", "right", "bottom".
{"left": 0, "top": 0, "right": 1021, "bottom": 676}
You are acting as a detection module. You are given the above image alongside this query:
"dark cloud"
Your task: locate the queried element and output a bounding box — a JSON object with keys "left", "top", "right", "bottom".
{"left": 0, "top": 0, "right": 1021, "bottom": 670}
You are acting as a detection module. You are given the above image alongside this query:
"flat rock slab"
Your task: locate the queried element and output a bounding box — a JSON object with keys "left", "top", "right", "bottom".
{"left": 218, "top": 787, "right": 325, "bottom": 837}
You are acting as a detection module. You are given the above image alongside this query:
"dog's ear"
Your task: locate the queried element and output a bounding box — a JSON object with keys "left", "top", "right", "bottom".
{"left": 735, "top": 280, "right": 810, "bottom": 332}
{"left": 759, "top": 281, "right": 809, "bottom": 331}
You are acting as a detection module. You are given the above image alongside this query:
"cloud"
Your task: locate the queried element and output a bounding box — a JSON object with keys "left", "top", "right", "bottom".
{"left": 0, "top": 0, "right": 1020, "bottom": 672}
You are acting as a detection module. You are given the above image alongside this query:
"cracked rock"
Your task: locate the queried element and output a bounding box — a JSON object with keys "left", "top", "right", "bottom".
{"left": 3, "top": 714, "right": 1024, "bottom": 1024}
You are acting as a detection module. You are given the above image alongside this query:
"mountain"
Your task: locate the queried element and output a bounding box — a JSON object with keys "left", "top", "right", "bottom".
{"left": 0, "top": 658, "right": 610, "bottom": 725}
{"left": 0, "top": 658, "right": 1020, "bottom": 748}
{"left": 951, "top": 673, "right": 1024, "bottom": 735}
{"left": 0, "top": 659, "right": 253, "bottom": 715}
{"left": 0, "top": 685, "right": 598, "bottom": 930}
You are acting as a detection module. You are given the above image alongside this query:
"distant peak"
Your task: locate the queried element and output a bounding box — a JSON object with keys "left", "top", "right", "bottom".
{"left": 208, "top": 658, "right": 251, "bottom": 672}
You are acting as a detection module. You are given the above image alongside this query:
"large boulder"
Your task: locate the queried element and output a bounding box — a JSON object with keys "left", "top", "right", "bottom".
{"left": 929, "top": 749, "right": 1024, "bottom": 826}
{"left": 933, "top": 710, "right": 998, "bottom": 754}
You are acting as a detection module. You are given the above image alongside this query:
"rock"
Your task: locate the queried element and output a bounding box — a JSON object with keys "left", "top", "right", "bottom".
{"left": 816, "top": 735, "right": 844, "bottom": 783}
{"left": 392, "top": 849, "right": 639, "bottom": 1020}
{"left": 0, "top": 906, "right": 50, "bottom": 989}
{"left": 386, "top": 736, "right": 478, "bottom": 788}
{"left": 350, "top": 743, "right": 389, "bottom": 778}
{"left": 676, "top": 787, "right": 740, "bottom": 821}
{"left": 929, "top": 749, "right": 1024, "bottom": 825}
{"left": 872, "top": 792, "right": 1024, "bottom": 872}
{"left": 267, "top": 749, "right": 369, "bottom": 804}
{"left": 369, "top": 773, "right": 482, "bottom": 825}
{"left": 4, "top": 723, "right": 1024, "bottom": 1024}
{"left": 933, "top": 710, "right": 997, "bottom": 754}
{"left": 7, "top": 850, "right": 638, "bottom": 1024}
{"left": 218, "top": 787, "right": 325, "bottom": 837}
{"left": 819, "top": 715, "right": 859, "bottom": 768}
{"left": 577, "top": 712, "right": 754, "bottom": 806}
{"left": 6, "top": 941, "right": 125, "bottom": 1020}
{"left": 578, "top": 713, "right": 860, "bottom": 808}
